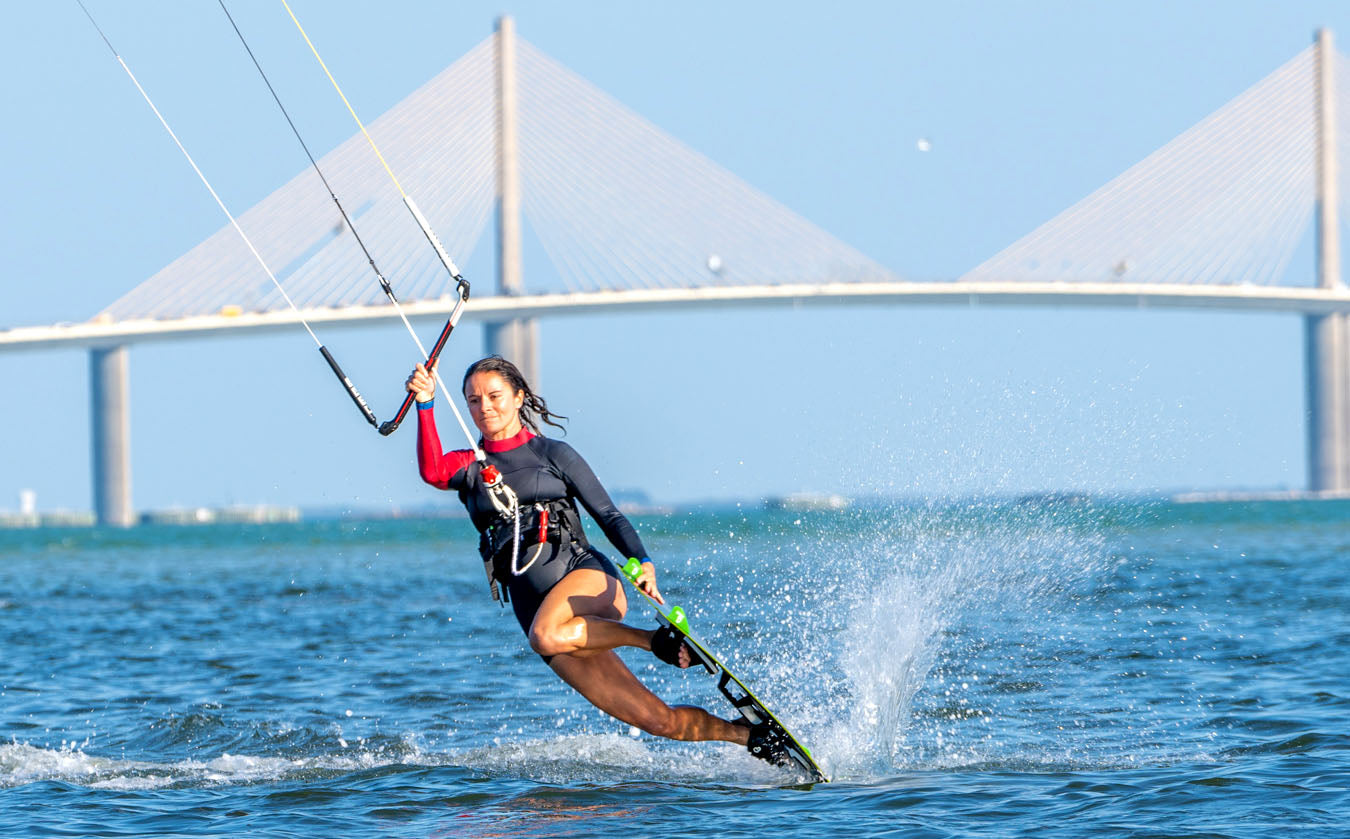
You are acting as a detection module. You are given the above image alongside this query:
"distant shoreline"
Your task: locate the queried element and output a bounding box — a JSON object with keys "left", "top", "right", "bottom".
{"left": 4, "top": 488, "right": 1350, "bottom": 530}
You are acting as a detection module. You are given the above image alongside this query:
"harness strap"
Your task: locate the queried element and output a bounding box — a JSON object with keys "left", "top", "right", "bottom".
{"left": 473, "top": 457, "right": 591, "bottom": 604}
{"left": 479, "top": 463, "right": 519, "bottom": 604}
{"left": 512, "top": 503, "right": 548, "bottom": 577}
{"left": 479, "top": 496, "right": 589, "bottom": 602}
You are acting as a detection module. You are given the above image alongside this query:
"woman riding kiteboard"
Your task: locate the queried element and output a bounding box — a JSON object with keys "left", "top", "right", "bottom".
{"left": 406, "top": 357, "right": 789, "bottom": 765}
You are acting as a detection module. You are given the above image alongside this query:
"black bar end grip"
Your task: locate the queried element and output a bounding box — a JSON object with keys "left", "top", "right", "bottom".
{"left": 319, "top": 346, "right": 378, "bottom": 427}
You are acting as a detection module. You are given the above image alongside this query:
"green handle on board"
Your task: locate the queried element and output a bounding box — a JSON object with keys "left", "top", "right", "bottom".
{"left": 622, "top": 557, "right": 690, "bottom": 634}
{"left": 621, "top": 557, "right": 643, "bottom": 583}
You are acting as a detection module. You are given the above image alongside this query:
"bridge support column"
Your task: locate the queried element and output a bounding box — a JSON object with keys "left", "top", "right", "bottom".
{"left": 1305, "top": 314, "right": 1347, "bottom": 492}
{"left": 484, "top": 319, "right": 538, "bottom": 388}
{"left": 1307, "top": 28, "right": 1349, "bottom": 493}
{"left": 486, "top": 14, "right": 540, "bottom": 387}
{"left": 91, "top": 345, "right": 135, "bottom": 527}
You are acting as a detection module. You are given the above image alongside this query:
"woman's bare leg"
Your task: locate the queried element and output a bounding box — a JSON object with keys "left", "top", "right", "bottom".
{"left": 529, "top": 568, "right": 744, "bottom": 744}
{"left": 527, "top": 568, "right": 689, "bottom": 667}
{"left": 549, "top": 649, "right": 747, "bottom": 744}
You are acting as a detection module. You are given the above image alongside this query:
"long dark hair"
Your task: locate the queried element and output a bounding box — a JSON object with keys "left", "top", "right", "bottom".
{"left": 462, "top": 356, "right": 567, "bottom": 434}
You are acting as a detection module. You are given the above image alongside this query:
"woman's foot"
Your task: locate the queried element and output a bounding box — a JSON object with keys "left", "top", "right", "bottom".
{"left": 650, "top": 624, "right": 693, "bottom": 669}
{"left": 742, "top": 719, "right": 793, "bottom": 768}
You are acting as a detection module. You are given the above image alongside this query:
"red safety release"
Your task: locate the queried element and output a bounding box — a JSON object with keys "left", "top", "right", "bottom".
{"left": 481, "top": 464, "right": 502, "bottom": 487}
{"left": 537, "top": 507, "right": 550, "bottom": 543}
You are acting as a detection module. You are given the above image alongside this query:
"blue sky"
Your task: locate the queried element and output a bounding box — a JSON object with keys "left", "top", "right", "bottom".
{"left": 4, "top": 1, "right": 1349, "bottom": 513}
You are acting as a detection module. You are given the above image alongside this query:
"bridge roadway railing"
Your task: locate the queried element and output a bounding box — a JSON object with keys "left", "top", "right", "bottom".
{"left": 4, "top": 281, "right": 1350, "bottom": 353}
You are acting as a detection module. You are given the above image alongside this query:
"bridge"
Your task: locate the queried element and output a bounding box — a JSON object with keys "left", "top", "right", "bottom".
{"left": 3, "top": 20, "right": 1349, "bottom": 524}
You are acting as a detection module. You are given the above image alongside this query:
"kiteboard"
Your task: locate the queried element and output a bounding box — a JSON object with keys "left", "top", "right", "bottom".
{"left": 619, "top": 558, "right": 828, "bottom": 783}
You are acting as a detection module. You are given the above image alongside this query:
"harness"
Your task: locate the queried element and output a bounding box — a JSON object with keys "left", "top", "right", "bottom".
{"left": 474, "top": 462, "right": 588, "bottom": 604}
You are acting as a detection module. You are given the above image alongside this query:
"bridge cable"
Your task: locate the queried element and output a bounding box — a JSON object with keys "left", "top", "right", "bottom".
{"left": 217, "top": 0, "right": 475, "bottom": 444}
{"left": 960, "top": 47, "right": 1318, "bottom": 288}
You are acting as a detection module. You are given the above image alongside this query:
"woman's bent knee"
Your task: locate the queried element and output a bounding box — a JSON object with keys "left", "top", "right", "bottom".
{"left": 529, "top": 620, "right": 581, "bottom": 657}
{"left": 528, "top": 628, "right": 560, "bottom": 657}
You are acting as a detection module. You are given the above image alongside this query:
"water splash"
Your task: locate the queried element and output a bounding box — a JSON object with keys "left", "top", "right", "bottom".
{"left": 831, "top": 569, "right": 942, "bottom": 775}
{"left": 664, "top": 499, "right": 1116, "bottom": 781}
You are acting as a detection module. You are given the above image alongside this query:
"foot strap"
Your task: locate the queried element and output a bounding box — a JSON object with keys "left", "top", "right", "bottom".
{"left": 651, "top": 624, "right": 693, "bottom": 668}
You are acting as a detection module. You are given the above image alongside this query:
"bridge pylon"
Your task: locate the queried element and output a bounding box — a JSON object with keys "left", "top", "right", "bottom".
{"left": 1306, "top": 28, "right": 1349, "bottom": 492}
{"left": 44, "top": 13, "right": 1350, "bottom": 516}
{"left": 90, "top": 345, "right": 134, "bottom": 527}
{"left": 484, "top": 15, "right": 539, "bottom": 386}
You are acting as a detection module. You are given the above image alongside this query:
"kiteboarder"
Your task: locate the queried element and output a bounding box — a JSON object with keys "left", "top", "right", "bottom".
{"left": 407, "top": 356, "right": 788, "bottom": 762}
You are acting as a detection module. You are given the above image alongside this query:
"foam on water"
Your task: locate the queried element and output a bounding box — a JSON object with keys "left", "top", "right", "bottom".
{"left": 0, "top": 740, "right": 431, "bottom": 791}
{"left": 0, "top": 730, "right": 794, "bottom": 791}
{"left": 449, "top": 732, "right": 787, "bottom": 786}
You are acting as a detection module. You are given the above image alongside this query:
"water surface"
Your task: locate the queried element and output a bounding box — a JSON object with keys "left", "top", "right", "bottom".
{"left": 1, "top": 500, "right": 1345, "bottom": 836}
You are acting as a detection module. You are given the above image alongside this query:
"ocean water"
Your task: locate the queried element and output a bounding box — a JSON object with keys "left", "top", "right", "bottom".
{"left": 0, "top": 499, "right": 1345, "bottom": 837}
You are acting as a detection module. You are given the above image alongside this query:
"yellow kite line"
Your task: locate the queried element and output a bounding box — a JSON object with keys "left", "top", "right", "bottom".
{"left": 280, "top": 0, "right": 408, "bottom": 199}
{"left": 280, "top": 0, "right": 463, "bottom": 283}
{"left": 278, "top": 0, "right": 481, "bottom": 455}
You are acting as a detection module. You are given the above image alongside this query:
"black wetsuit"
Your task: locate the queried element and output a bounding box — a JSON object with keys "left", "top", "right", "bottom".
{"left": 416, "top": 402, "right": 647, "bottom": 634}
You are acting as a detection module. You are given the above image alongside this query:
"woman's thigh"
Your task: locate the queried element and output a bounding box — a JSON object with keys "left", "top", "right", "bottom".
{"left": 531, "top": 566, "right": 628, "bottom": 631}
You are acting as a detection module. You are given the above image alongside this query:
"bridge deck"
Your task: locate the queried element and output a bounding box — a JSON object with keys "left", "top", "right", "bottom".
{"left": 4, "top": 281, "right": 1350, "bottom": 352}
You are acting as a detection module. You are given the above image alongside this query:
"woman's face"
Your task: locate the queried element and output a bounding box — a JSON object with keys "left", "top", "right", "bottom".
{"left": 464, "top": 371, "right": 524, "bottom": 440}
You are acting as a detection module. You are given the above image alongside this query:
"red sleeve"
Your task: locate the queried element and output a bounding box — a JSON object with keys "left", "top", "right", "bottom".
{"left": 416, "top": 404, "right": 474, "bottom": 489}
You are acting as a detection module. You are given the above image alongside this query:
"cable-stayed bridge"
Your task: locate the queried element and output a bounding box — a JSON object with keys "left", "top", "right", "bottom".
{"left": 4, "top": 20, "right": 1350, "bottom": 524}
